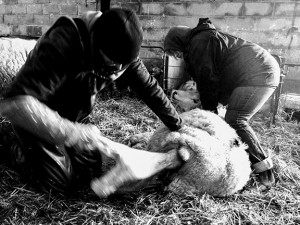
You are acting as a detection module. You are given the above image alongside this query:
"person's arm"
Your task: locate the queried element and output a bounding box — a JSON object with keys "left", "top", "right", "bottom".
{"left": 0, "top": 95, "right": 114, "bottom": 156}
{"left": 124, "top": 58, "right": 182, "bottom": 131}
{"left": 187, "top": 31, "right": 223, "bottom": 113}
{"left": 0, "top": 94, "right": 185, "bottom": 199}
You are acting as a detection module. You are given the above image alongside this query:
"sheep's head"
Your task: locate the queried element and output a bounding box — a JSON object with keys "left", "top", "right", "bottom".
{"left": 170, "top": 80, "right": 201, "bottom": 113}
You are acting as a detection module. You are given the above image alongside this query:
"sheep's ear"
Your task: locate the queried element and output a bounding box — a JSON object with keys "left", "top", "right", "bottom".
{"left": 178, "top": 147, "right": 190, "bottom": 162}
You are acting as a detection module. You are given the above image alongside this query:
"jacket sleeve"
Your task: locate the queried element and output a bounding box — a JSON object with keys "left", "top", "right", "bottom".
{"left": 1, "top": 18, "right": 91, "bottom": 148}
{"left": 4, "top": 16, "right": 83, "bottom": 101}
{"left": 124, "top": 58, "right": 182, "bottom": 131}
{"left": 0, "top": 95, "right": 133, "bottom": 158}
{"left": 187, "top": 31, "right": 222, "bottom": 113}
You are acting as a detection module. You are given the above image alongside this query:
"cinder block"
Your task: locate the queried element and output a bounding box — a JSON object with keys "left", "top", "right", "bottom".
{"left": 4, "top": 15, "right": 18, "bottom": 24}
{"left": 26, "top": 25, "right": 43, "bottom": 37}
{"left": 27, "top": 4, "right": 43, "bottom": 14}
{"left": 36, "top": 0, "right": 50, "bottom": 3}
{"left": 139, "top": 15, "right": 198, "bottom": 29}
{"left": 0, "top": 5, "right": 12, "bottom": 14}
{"left": 11, "top": 24, "right": 21, "bottom": 35}
{"left": 165, "top": 3, "right": 187, "bottom": 16}
{"left": 18, "top": 0, "right": 35, "bottom": 3}
{"left": 212, "top": 17, "right": 255, "bottom": 32}
{"left": 140, "top": 3, "right": 164, "bottom": 15}
{"left": 3, "top": 0, "right": 18, "bottom": 4}
{"left": 119, "top": 2, "right": 140, "bottom": 13}
{"left": 285, "top": 66, "right": 300, "bottom": 80}
{"left": 244, "top": 3, "right": 273, "bottom": 16}
{"left": 187, "top": 3, "right": 213, "bottom": 16}
{"left": 34, "top": 15, "right": 50, "bottom": 25}
{"left": 255, "top": 17, "right": 293, "bottom": 31}
{"left": 293, "top": 17, "right": 300, "bottom": 30}
{"left": 49, "top": 0, "right": 74, "bottom": 4}
{"left": 187, "top": 2, "right": 243, "bottom": 17}
{"left": 0, "top": 24, "right": 10, "bottom": 36}
{"left": 214, "top": 2, "right": 243, "bottom": 16}
{"left": 43, "top": 4, "right": 60, "bottom": 15}
{"left": 0, "top": 5, "right": 6, "bottom": 14}
{"left": 17, "top": 15, "right": 34, "bottom": 25}
{"left": 11, "top": 24, "right": 25, "bottom": 36}
{"left": 268, "top": 32, "right": 300, "bottom": 49}
{"left": 60, "top": 4, "right": 78, "bottom": 15}
{"left": 274, "top": 3, "right": 300, "bottom": 17}
{"left": 75, "top": 0, "right": 88, "bottom": 3}
{"left": 213, "top": 17, "right": 296, "bottom": 32}
{"left": 11, "top": 4, "right": 27, "bottom": 14}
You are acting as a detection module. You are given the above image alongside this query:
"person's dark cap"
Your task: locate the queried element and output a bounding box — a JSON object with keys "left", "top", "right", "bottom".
{"left": 93, "top": 8, "right": 143, "bottom": 65}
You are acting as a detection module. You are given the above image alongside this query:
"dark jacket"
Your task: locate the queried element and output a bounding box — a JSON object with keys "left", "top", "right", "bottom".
{"left": 185, "top": 18, "right": 280, "bottom": 111}
{"left": 4, "top": 13, "right": 182, "bottom": 131}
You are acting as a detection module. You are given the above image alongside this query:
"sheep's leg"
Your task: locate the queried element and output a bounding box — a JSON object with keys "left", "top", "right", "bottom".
{"left": 91, "top": 148, "right": 183, "bottom": 198}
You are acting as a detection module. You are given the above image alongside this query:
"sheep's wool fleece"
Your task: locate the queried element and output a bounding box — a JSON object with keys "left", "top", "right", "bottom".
{"left": 147, "top": 108, "right": 251, "bottom": 197}
{"left": 0, "top": 38, "right": 36, "bottom": 92}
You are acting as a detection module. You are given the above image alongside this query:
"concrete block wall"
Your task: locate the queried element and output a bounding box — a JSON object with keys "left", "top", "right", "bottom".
{"left": 0, "top": 0, "right": 97, "bottom": 37}
{"left": 0, "top": 0, "right": 299, "bottom": 93}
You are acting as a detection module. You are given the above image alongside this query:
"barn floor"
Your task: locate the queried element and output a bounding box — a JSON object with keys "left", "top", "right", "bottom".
{"left": 0, "top": 92, "right": 300, "bottom": 224}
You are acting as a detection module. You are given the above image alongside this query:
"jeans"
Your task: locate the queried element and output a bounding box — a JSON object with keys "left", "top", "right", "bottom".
{"left": 225, "top": 86, "right": 276, "bottom": 165}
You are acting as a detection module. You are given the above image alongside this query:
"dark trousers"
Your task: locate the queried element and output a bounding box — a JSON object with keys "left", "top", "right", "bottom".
{"left": 9, "top": 126, "right": 103, "bottom": 195}
{"left": 225, "top": 86, "right": 276, "bottom": 165}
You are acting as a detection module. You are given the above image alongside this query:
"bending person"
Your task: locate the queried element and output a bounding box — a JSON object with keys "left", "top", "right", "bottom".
{"left": 164, "top": 18, "right": 280, "bottom": 186}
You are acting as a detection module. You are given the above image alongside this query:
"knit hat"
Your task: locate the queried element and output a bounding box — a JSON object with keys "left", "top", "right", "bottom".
{"left": 93, "top": 8, "right": 143, "bottom": 65}
{"left": 164, "top": 26, "right": 191, "bottom": 52}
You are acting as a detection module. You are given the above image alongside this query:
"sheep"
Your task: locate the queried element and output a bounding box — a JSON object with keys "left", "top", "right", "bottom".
{"left": 0, "top": 37, "right": 36, "bottom": 92}
{"left": 145, "top": 108, "right": 251, "bottom": 197}
{"left": 142, "top": 82, "right": 251, "bottom": 196}
{"left": 92, "top": 107, "right": 251, "bottom": 198}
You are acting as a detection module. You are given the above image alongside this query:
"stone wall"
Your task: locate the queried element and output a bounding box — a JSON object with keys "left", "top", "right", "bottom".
{"left": 0, "top": 0, "right": 299, "bottom": 93}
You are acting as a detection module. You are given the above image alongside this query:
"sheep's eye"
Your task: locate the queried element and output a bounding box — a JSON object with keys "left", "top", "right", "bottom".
{"left": 193, "top": 99, "right": 200, "bottom": 104}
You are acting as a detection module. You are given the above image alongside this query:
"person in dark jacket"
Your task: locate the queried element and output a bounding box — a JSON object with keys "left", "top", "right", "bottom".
{"left": 0, "top": 8, "right": 183, "bottom": 197}
{"left": 164, "top": 18, "right": 280, "bottom": 187}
